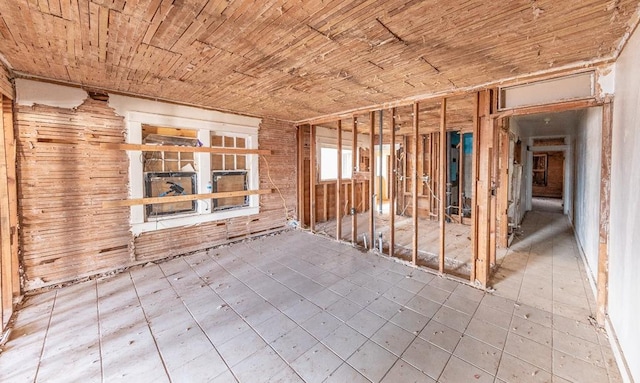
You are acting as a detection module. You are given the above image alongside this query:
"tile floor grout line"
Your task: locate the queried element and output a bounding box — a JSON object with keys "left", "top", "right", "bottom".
{"left": 129, "top": 270, "right": 173, "bottom": 383}
{"left": 32, "top": 289, "right": 57, "bottom": 383}
{"left": 433, "top": 290, "right": 490, "bottom": 382}
{"left": 185, "top": 254, "right": 307, "bottom": 382}
{"left": 94, "top": 279, "right": 105, "bottom": 383}
{"left": 205, "top": 239, "right": 410, "bottom": 382}
{"left": 162, "top": 258, "right": 245, "bottom": 383}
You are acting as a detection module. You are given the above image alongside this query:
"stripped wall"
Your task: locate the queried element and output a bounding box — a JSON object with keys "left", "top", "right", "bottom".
{"left": 609, "top": 23, "right": 640, "bottom": 383}
{"left": 15, "top": 82, "right": 296, "bottom": 290}
{"left": 16, "top": 100, "right": 131, "bottom": 287}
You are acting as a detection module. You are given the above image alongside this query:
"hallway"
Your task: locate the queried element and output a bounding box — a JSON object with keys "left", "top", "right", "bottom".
{"left": 492, "top": 209, "right": 622, "bottom": 382}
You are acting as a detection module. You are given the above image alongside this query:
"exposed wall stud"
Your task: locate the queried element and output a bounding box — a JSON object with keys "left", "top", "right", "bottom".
{"left": 439, "top": 98, "right": 447, "bottom": 273}
{"left": 369, "top": 112, "right": 375, "bottom": 249}
{"left": 351, "top": 117, "right": 358, "bottom": 244}
{"left": 389, "top": 108, "right": 396, "bottom": 258}
{"left": 412, "top": 102, "right": 419, "bottom": 265}
{"left": 310, "top": 124, "right": 317, "bottom": 232}
{"left": 336, "top": 120, "right": 342, "bottom": 240}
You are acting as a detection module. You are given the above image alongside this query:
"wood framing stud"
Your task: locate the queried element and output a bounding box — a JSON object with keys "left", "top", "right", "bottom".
{"left": 369, "top": 112, "right": 375, "bottom": 249}
{"left": 412, "top": 102, "right": 419, "bottom": 265}
{"left": 389, "top": 108, "right": 396, "bottom": 258}
{"left": 336, "top": 120, "right": 342, "bottom": 240}
{"left": 310, "top": 125, "right": 317, "bottom": 232}
{"left": 439, "top": 98, "right": 447, "bottom": 273}
{"left": 351, "top": 117, "right": 358, "bottom": 244}
{"left": 297, "top": 126, "right": 305, "bottom": 226}
{"left": 470, "top": 92, "right": 480, "bottom": 283}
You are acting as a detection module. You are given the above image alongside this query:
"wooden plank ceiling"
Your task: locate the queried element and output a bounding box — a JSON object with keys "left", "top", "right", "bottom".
{"left": 0, "top": 0, "right": 637, "bottom": 121}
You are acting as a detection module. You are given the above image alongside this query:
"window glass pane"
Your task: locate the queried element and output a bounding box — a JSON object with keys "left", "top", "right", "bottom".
{"left": 225, "top": 155, "right": 235, "bottom": 170}
{"left": 211, "top": 134, "right": 223, "bottom": 147}
{"left": 224, "top": 136, "right": 234, "bottom": 147}
{"left": 320, "top": 147, "right": 338, "bottom": 180}
{"left": 236, "top": 155, "right": 246, "bottom": 170}
{"left": 212, "top": 171, "right": 249, "bottom": 210}
{"left": 320, "top": 147, "right": 353, "bottom": 180}
{"left": 236, "top": 137, "right": 246, "bottom": 148}
{"left": 342, "top": 151, "right": 353, "bottom": 179}
{"left": 211, "top": 154, "right": 223, "bottom": 170}
{"left": 164, "top": 161, "right": 179, "bottom": 172}
{"left": 145, "top": 172, "right": 197, "bottom": 217}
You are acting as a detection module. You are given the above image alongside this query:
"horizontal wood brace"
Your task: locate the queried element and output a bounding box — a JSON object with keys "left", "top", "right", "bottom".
{"left": 102, "top": 189, "right": 273, "bottom": 208}
{"left": 100, "top": 143, "right": 272, "bottom": 155}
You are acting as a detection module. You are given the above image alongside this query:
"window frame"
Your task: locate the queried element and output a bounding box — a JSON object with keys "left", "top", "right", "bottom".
{"left": 319, "top": 145, "right": 354, "bottom": 181}
{"left": 127, "top": 111, "right": 259, "bottom": 235}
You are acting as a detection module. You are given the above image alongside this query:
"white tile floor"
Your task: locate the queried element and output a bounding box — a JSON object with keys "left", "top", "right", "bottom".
{"left": 0, "top": 208, "right": 623, "bottom": 382}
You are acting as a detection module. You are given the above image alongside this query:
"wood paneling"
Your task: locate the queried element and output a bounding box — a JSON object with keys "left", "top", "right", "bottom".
{"left": 15, "top": 101, "right": 296, "bottom": 289}
{"left": 0, "top": 1, "right": 635, "bottom": 121}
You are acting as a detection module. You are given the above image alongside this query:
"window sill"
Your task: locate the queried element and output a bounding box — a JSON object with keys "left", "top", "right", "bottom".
{"left": 131, "top": 206, "right": 259, "bottom": 235}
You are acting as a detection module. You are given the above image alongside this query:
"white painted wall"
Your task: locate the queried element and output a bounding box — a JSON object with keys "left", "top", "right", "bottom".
{"left": 609, "top": 23, "right": 640, "bottom": 383}
{"left": 573, "top": 107, "right": 602, "bottom": 277}
{"left": 502, "top": 72, "right": 593, "bottom": 109}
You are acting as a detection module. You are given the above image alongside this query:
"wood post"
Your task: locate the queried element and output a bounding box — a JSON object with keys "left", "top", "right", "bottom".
{"left": 369, "top": 112, "right": 375, "bottom": 249}
{"left": 351, "top": 117, "right": 358, "bottom": 244}
{"left": 323, "top": 184, "right": 328, "bottom": 222}
{"left": 297, "top": 126, "right": 305, "bottom": 227}
{"left": 597, "top": 101, "right": 613, "bottom": 325}
{"left": 489, "top": 118, "right": 498, "bottom": 266}
{"left": 0, "top": 94, "right": 19, "bottom": 331}
{"left": 336, "top": 120, "right": 342, "bottom": 240}
{"left": 412, "top": 102, "right": 419, "bottom": 265}
{"left": 389, "top": 108, "right": 396, "bottom": 257}
{"left": 439, "top": 98, "right": 447, "bottom": 273}
{"left": 471, "top": 92, "right": 479, "bottom": 283}
{"left": 310, "top": 125, "right": 316, "bottom": 231}
{"left": 458, "top": 130, "right": 464, "bottom": 222}
{"left": 474, "top": 90, "right": 494, "bottom": 287}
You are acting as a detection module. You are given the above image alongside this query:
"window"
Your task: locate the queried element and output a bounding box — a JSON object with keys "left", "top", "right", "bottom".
{"left": 125, "top": 107, "right": 260, "bottom": 235}
{"left": 145, "top": 172, "right": 197, "bottom": 217}
{"left": 320, "top": 147, "right": 353, "bottom": 180}
{"left": 212, "top": 171, "right": 249, "bottom": 210}
{"left": 532, "top": 154, "right": 548, "bottom": 186}
{"left": 211, "top": 133, "right": 250, "bottom": 210}
{"left": 211, "top": 133, "right": 247, "bottom": 171}
{"left": 142, "top": 126, "right": 198, "bottom": 218}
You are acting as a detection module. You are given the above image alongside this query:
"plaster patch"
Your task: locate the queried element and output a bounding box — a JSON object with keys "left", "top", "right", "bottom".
{"left": 15, "top": 78, "right": 87, "bottom": 108}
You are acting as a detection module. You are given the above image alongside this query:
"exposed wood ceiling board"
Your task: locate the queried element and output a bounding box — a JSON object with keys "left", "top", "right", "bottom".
{"left": 1, "top": 1, "right": 638, "bottom": 121}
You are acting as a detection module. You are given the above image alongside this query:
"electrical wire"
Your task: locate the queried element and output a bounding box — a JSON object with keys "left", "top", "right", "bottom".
{"left": 260, "top": 155, "right": 293, "bottom": 221}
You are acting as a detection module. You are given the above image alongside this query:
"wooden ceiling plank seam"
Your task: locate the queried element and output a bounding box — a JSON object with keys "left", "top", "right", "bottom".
{"left": 212, "top": 8, "right": 292, "bottom": 74}
{"left": 141, "top": 0, "right": 172, "bottom": 45}
{"left": 151, "top": 1, "right": 208, "bottom": 51}
{"left": 59, "top": 0, "right": 73, "bottom": 20}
